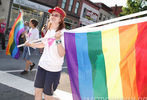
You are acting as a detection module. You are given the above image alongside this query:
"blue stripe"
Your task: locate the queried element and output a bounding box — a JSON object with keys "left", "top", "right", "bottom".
{"left": 75, "top": 33, "right": 94, "bottom": 99}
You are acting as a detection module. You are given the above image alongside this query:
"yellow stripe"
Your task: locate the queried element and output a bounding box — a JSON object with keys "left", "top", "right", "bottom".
{"left": 102, "top": 28, "right": 123, "bottom": 99}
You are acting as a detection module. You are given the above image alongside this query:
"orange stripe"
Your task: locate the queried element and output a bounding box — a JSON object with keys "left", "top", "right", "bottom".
{"left": 119, "top": 24, "right": 138, "bottom": 99}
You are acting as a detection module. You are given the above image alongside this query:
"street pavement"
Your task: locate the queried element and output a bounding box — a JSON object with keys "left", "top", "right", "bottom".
{"left": 0, "top": 47, "right": 72, "bottom": 100}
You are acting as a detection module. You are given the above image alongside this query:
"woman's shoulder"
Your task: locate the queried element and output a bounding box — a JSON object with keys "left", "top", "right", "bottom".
{"left": 33, "top": 28, "right": 39, "bottom": 32}
{"left": 61, "top": 28, "right": 68, "bottom": 33}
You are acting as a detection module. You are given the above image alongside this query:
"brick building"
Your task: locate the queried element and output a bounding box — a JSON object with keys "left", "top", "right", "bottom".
{"left": 57, "top": 0, "right": 82, "bottom": 29}
{"left": 111, "top": 5, "right": 122, "bottom": 17}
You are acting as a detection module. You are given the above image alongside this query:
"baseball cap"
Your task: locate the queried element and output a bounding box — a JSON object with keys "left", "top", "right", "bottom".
{"left": 48, "top": 7, "right": 66, "bottom": 19}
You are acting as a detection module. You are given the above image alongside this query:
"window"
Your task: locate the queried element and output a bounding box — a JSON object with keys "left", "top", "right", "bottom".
{"left": 83, "top": 8, "right": 87, "bottom": 17}
{"left": 68, "top": 0, "right": 73, "bottom": 11}
{"left": 75, "top": 2, "right": 79, "bottom": 14}
{"left": 0, "top": 0, "right": 1, "bottom": 5}
{"left": 103, "top": 15, "right": 106, "bottom": 21}
{"left": 99, "top": 13, "right": 102, "bottom": 20}
{"left": 61, "top": 0, "right": 66, "bottom": 9}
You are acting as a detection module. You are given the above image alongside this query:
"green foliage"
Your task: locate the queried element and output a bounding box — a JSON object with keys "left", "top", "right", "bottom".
{"left": 120, "top": 0, "right": 147, "bottom": 16}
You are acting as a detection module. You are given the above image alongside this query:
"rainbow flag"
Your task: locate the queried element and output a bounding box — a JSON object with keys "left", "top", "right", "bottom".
{"left": 64, "top": 21, "right": 147, "bottom": 100}
{"left": 6, "top": 12, "right": 25, "bottom": 59}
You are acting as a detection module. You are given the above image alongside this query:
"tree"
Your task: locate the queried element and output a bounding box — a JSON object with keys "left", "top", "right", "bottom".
{"left": 120, "top": 0, "right": 147, "bottom": 16}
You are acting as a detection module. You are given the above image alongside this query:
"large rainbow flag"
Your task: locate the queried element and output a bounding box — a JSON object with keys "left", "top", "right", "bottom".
{"left": 64, "top": 21, "right": 147, "bottom": 99}
{"left": 6, "top": 12, "right": 25, "bottom": 59}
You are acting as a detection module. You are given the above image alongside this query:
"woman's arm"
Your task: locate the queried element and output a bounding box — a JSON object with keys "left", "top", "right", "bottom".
{"left": 25, "top": 41, "right": 45, "bottom": 48}
{"left": 56, "top": 43, "right": 65, "bottom": 57}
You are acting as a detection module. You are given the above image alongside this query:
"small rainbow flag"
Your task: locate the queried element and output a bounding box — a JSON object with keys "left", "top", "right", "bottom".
{"left": 6, "top": 12, "right": 25, "bottom": 59}
{"left": 64, "top": 21, "right": 147, "bottom": 100}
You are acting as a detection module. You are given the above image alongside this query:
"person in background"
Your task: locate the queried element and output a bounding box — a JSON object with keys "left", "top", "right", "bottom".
{"left": 40, "top": 24, "right": 47, "bottom": 54}
{"left": 21, "top": 19, "right": 39, "bottom": 75}
{"left": 0, "top": 17, "right": 6, "bottom": 50}
{"left": 41, "top": 24, "right": 47, "bottom": 38}
{"left": 25, "top": 6, "right": 66, "bottom": 100}
{"left": 19, "top": 21, "right": 29, "bottom": 52}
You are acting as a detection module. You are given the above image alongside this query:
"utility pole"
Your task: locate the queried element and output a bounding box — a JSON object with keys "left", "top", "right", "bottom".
{"left": 5, "top": 0, "right": 13, "bottom": 38}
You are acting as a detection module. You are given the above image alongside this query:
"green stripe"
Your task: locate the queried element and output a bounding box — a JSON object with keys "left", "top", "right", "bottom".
{"left": 87, "top": 31, "right": 108, "bottom": 99}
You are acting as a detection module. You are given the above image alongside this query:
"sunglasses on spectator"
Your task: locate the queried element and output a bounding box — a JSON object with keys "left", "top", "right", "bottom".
{"left": 50, "top": 14, "right": 61, "bottom": 17}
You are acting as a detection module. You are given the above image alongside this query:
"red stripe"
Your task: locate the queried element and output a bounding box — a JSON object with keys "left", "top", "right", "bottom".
{"left": 135, "top": 22, "right": 147, "bottom": 97}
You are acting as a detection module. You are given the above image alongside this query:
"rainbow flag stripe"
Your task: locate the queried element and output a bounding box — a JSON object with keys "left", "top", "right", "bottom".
{"left": 64, "top": 21, "right": 147, "bottom": 100}
{"left": 6, "top": 12, "right": 25, "bottom": 59}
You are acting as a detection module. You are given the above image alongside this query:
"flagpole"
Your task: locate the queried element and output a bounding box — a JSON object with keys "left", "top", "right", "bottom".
{"left": 28, "top": 47, "right": 31, "bottom": 55}
{"left": 17, "top": 37, "right": 46, "bottom": 48}
{"left": 72, "top": 10, "right": 147, "bottom": 31}
{"left": 74, "top": 16, "right": 147, "bottom": 33}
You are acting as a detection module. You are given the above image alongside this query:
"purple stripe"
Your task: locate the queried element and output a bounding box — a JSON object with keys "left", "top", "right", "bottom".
{"left": 64, "top": 32, "right": 81, "bottom": 100}
{"left": 16, "top": 25, "right": 25, "bottom": 45}
{"left": 13, "top": 27, "right": 25, "bottom": 59}
{"left": 14, "top": 50, "right": 20, "bottom": 59}
{"left": 14, "top": 28, "right": 24, "bottom": 59}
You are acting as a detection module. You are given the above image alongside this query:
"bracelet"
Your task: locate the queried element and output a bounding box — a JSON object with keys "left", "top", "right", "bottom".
{"left": 56, "top": 40, "right": 62, "bottom": 44}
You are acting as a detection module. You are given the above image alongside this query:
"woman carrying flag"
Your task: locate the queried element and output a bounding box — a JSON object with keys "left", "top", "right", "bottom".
{"left": 25, "top": 7, "right": 66, "bottom": 100}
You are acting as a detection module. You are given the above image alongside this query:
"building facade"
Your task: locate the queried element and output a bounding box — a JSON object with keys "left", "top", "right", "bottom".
{"left": 0, "top": 0, "right": 10, "bottom": 19}
{"left": 11, "top": 0, "right": 50, "bottom": 29}
{"left": 96, "top": 3, "right": 115, "bottom": 21}
{"left": 0, "top": 0, "right": 52, "bottom": 35}
{"left": 1, "top": 0, "right": 116, "bottom": 35}
{"left": 80, "top": 0, "right": 100, "bottom": 26}
{"left": 79, "top": 1, "right": 115, "bottom": 26}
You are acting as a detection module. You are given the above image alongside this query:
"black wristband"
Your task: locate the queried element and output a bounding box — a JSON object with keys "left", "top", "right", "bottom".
{"left": 56, "top": 40, "right": 62, "bottom": 44}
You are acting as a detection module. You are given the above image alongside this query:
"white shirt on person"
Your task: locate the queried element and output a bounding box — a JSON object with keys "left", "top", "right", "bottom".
{"left": 26, "top": 28, "right": 39, "bottom": 41}
{"left": 38, "top": 29, "right": 66, "bottom": 72}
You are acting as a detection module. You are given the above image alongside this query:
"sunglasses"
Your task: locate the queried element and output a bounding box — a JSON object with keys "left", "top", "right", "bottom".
{"left": 50, "top": 14, "right": 61, "bottom": 18}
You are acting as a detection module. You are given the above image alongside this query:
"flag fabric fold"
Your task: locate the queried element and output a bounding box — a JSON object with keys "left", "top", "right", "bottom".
{"left": 64, "top": 21, "right": 147, "bottom": 100}
{"left": 6, "top": 12, "right": 25, "bottom": 59}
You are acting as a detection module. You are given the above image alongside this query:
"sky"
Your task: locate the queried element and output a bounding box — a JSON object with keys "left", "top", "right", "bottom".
{"left": 90, "top": 0, "right": 128, "bottom": 7}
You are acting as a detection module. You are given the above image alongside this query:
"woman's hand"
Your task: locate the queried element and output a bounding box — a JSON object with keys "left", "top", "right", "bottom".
{"left": 55, "top": 31, "right": 62, "bottom": 40}
{"left": 55, "top": 31, "right": 65, "bottom": 57}
{"left": 24, "top": 41, "right": 31, "bottom": 47}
